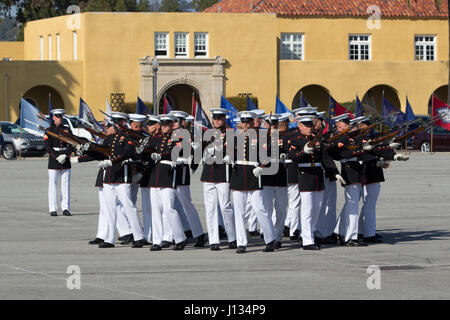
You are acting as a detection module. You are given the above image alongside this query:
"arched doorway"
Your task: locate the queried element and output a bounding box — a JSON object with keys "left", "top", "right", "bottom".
{"left": 428, "top": 85, "right": 448, "bottom": 115}
{"left": 22, "top": 85, "right": 65, "bottom": 114}
{"left": 158, "top": 84, "right": 201, "bottom": 115}
{"left": 292, "top": 85, "right": 330, "bottom": 111}
{"left": 362, "top": 85, "right": 400, "bottom": 116}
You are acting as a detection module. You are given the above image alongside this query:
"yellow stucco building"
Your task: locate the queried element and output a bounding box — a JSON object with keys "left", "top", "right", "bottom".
{"left": 0, "top": 0, "right": 448, "bottom": 122}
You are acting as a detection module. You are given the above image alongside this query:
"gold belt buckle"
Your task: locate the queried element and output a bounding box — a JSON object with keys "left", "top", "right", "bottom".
{"left": 243, "top": 160, "right": 248, "bottom": 166}
{"left": 310, "top": 162, "right": 315, "bottom": 167}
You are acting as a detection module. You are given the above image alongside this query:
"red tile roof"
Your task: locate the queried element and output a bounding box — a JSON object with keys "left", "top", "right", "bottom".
{"left": 203, "top": 0, "right": 448, "bottom": 18}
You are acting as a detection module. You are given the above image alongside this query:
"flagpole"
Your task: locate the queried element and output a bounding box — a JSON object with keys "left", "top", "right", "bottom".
{"left": 380, "top": 90, "right": 384, "bottom": 132}
{"left": 405, "top": 94, "right": 409, "bottom": 154}
{"left": 431, "top": 95, "right": 434, "bottom": 154}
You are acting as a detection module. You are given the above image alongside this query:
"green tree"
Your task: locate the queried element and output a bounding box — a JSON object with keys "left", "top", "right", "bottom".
{"left": 159, "top": 0, "right": 180, "bottom": 12}
{"left": 191, "top": 0, "right": 217, "bottom": 12}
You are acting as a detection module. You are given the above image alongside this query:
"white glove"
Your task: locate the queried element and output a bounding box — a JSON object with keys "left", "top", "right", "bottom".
{"left": 363, "top": 143, "right": 374, "bottom": 151}
{"left": 191, "top": 142, "right": 201, "bottom": 150}
{"left": 223, "top": 155, "right": 231, "bottom": 165}
{"left": 389, "top": 142, "right": 400, "bottom": 149}
{"left": 56, "top": 154, "right": 67, "bottom": 164}
{"left": 151, "top": 153, "right": 162, "bottom": 161}
{"left": 280, "top": 153, "right": 287, "bottom": 161}
{"left": 70, "top": 157, "right": 78, "bottom": 164}
{"left": 376, "top": 160, "right": 390, "bottom": 169}
{"left": 136, "top": 144, "right": 145, "bottom": 155}
{"left": 206, "top": 147, "right": 215, "bottom": 156}
{"left": 303, "top": 144, "right": 314, "bottom": 154}
{"left": 394, "top": 154, "right": 409, "bottom": 161}
{"left": 214, "top": 144, "right": 224, "bottom": 153}
{"left": 132, "top": 173, "right": 143, "bottom": 184}
{"left": 253, "top": 167, "right": 263, "bottom": 178}
{"left": 97, "top": 160, "right": 112, "bottom": 169}
{"left": 335, "top": 174, "right": 346, "bottom": 185}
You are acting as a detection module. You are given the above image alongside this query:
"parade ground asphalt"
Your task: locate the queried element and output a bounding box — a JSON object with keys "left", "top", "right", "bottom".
{"left": 0, "top": 152, "right": 449, "bottom": 300}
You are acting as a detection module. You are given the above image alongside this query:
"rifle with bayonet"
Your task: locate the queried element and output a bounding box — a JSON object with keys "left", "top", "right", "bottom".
{"left": 393, "top": 114, "right": 442, "bottom": 144}
{"left": 76, "top": 118, "right": 108, "bottom": 140}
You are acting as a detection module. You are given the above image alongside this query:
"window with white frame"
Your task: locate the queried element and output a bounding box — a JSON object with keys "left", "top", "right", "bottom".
{"left": 415, "top": 35, "right": 436, "bottom": 61}
{"left": 175, "top": 32, "right": 188, "bottom": 58}
{"left": 280, "top": 33, "right": 304, "bottom": 60}
{"left": 154, "top": 32, "right": 169, "bottom": 57}
{"left": 73, "top": 31, "right": 77, "bottom": 61}
{"left": 57, "top": 34, "right": 61, "bottom": 61}
{"left": 40, "top": 36, "right": 43, "bottom": 61}
{"left": 194, "top": 32, "right": 208, "bottom": 57}
{"left": 48, "top": 35, "right": 52, "bottom": 60}
{"left": 349, "top": 34, "right": 371, "bottom": 60}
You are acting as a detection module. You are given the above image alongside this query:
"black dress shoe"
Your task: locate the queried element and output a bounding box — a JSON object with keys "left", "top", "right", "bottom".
{"left": 184, "top": 230, "right": 193, "bottom": 239}
{"left": 303, "top": 244, "right": 320, "bottom": 250}
{"left": 142, "top": 240, "right": 152, "bottom": 246}
{"left": 162, "top": 241, "right": 172, "bottom": 248}
{"left": 345, "top": 240, "right": 368, "bottom": 247}
{"left": 99, "top": 242, "right": 115, "bottom": 248}
{"left": 173, "top": 240, "right": 187, "bottom": 251}
{"left": 297, "top": 236, "right": 303, "bottom": 244}
{"left": 325, "top": 235, "right": 338, "bottom": 245}
{"left": 315, "top": 237, "right": 325, "bottom": 244}
{"left": 228, "top": 240, "right": 237, "bottom": 249}
{"left": 120, "top": 234, "right": 135, "bottom": 245}
{"left": 63, "top": 210, "right": 72, "bottom": 216}
{"left": 263, "top": 240, "right": 277, "bottom": 252}
{"left": 210, "top": 244, "right": 221, "bottom": 251}
{"left": 363, "top": 236, "right": 383, "bottom": 243}
{"left": 290, "top": 235, "right": 299, "bottom": 241}
{"left": 150, "top": 244, "right": 162, "bottom": 251}
{"left": 283, "top": 226, "right": 290, "bottom": 238}
{"left": 249, "top": 231, "right": 260, "bottom": 237}
{"left": 276, "top": 241, "right": 282, "bottom": 249}
{"left": 132, "top": 239, "right": 146, "bottom": 248}
{"left": 194, "top": 234, "right": 207, "bottom": 247}
{"left": 89, "top": 238, "right": 104, "bottom": 245}
{"left": 236, "top": 246, "right": 246, "bottom": 254}
{"left": 357, "top": 233, "right": 364, "bottom": 240}
{"left": 49, "top": 211, "right": 57, "bottom": 217}
{"left": 118, "top": 234, "right": 132, "bottom": 242}
{"left": 374, "top": 233, "right": 383, "bottom": 239}
{"left": 218, "top": 226, "right": 227, "bottom": 240}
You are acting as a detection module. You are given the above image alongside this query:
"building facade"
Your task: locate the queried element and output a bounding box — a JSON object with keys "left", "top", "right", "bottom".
{"left": 0, "top": 0, "right": 448, "bottom": 122}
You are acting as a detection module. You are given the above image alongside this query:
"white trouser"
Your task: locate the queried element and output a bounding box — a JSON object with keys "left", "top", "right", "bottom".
{"left": 232, "top": 190, "right": 275, "bottom": 247}
{"left": 244, "top": 197, "right": 259, "bottom": 232}
{"left": 151, "top": 188, "right": 186, "bottom": 246}
{"left": 285, "top": 184, "right": 301, "bottom": 236}
{"left": 48, "top": 169, "right": 71, "bottom": 212}
{"left": 358, "top": 183, "right": 381, "bottom": 237}
{"left": 141, "top": 188, "right": 152, "bottom": 242}
{"left": 263, "top": 186, "right": 288, "bottom": 242}
{"left": 103, "top": 184, "right": 145, "bottom": 244}
{"left": 300, "top": 191, "right": 324, "bottom": 246}
{"left": 203, "top": 183, "right": 236, "bottom": 245}
{"left": 176, "top": 186, "right": 204, "bottom": 238}
{"left": 116, "top": 202, "right": 132, "bottom": 237}
{"left": 218, "top": 206, "right": 225, "bottom": 228}
{"left": 96, "top": 187, "right": 108, "bottom": 240}
{"left": 162, "top": 211, "right": 173, "bottom": 242}
{"left": 131, "top": 183, "right": 139, "bottom": 205}
{"left": 174, "top": 196, "right": 191, "bottom": 232}
{"left": 315, "top": 179, "right": 337, "bottom": 238}
{"left": 334, "top": 184, "right": 361, "bottom": 242}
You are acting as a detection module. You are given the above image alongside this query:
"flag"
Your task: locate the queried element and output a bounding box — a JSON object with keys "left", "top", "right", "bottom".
{"left": 275, "top": 96, "right": 297, "bottom": 129}
{"left": 247, "top": 96, "right": 258, "bottom": 111}
{"left": 328, "top": 95, "right": 354, "bottom": 130}
{"left": 193, "top": 99, "right": 212, "bottom": 131}
{"left": 432, "top": 96, "right": 450, "bottom": 131}
{"left": 79, "top": 98, "right": 103, "bottom": 132}
{"left": 405, "top": 97, "right": 416, "bottom": 122}
{"left": 48, "top": 94, "right": 54, "bottom": 126}
{"left": 355, "top": 95, "right": 364, "bottom": 117}
{"left": 300, "top": 95, "right": 310, "bottom": 109}
{"left": 382, "top": 97, "right": 406, "bottom": 127}
{"left": 163, "top": 97, "right": 173, "bottom": 114}
{"left": 220, "top": 96, "right": 239, "bottom": 129}
{"left": 106, "top": 95, "right": 112, "bottom": 115}
{"left": 137, "top": 96, "right": 151, "bottom": 115}
{"left": 19, "top": 98, "right": 49, "bottom": 134}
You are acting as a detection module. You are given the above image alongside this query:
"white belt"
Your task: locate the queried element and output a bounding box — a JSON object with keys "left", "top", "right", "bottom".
{"left": 340, "top": 157, "right": 358, "bottom": 163}
{"left": 284, "top": 159, "right": 293, "bottom": 164}
{"left": 235, "top": 161, "right": 259, "bottom": 167}
{"left": 176, "top": 158, "right": 189, "bottom": 165}
{"left": 53, "top": 147, "right": 67, "bottom": 151}
{"left": 160, "top": 160, "right": 177, "bottom": 168}
{"left": 298, "top": 162, "right": 322, "bottom": 168}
